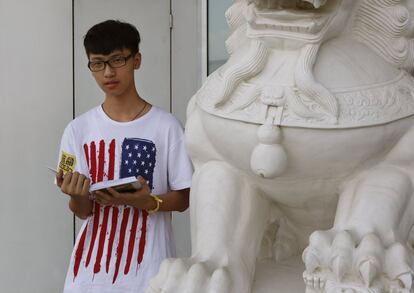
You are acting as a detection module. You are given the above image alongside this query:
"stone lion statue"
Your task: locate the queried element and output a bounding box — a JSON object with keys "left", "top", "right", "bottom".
{"left": 148, "top": 0, "right": 414, "bottom": 292}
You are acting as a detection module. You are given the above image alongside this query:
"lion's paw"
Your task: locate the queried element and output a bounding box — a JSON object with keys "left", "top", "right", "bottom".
{"left": 146, "top": 258, "right": 243, "bottom": 293}
{"left": 302, "top": 230, "right": 414, "bottom": 293}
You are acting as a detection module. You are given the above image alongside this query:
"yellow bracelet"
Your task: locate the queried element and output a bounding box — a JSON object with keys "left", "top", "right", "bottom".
{"left": 147, "top": 193, "right": 163, "bottom": 214}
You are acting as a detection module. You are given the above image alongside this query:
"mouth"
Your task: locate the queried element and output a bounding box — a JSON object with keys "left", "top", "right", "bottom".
{"left": 246, "top": 0, "right": 340, "bottom": 38}
{"left": 104, "top": 80, "right": 119, "bottom": 89}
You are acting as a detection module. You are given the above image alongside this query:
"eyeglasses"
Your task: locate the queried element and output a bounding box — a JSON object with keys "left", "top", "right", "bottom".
{"left": 87, "top": 54, "right": 133, "bottom": 72}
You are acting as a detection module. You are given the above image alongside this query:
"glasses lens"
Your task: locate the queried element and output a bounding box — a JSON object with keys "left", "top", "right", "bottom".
{"left": 108, "top": 57, "right": 126, "bottom": 68}
{"left": 89, "top": 61, "right": 104, "bottom": 72}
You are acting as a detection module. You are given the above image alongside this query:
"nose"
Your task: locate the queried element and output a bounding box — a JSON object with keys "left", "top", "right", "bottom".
{"left": 103, "top": 63, "right": 115, "bottom": 77}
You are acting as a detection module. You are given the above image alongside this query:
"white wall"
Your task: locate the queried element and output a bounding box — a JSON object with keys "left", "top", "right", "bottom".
{"left": 171, "top": 0, "right": 203, "bottom": 257}
{"left": 0, "top": 1, "right": 73, "bottom": 292}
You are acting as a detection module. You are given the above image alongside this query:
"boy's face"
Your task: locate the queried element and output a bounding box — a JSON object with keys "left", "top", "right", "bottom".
{"left": 88, "top": 48, "right": 141, "bottom": 98}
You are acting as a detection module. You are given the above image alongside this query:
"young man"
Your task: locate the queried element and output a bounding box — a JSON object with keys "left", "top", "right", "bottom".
{"left": 56, "top": 20, "right": 193, "bottom": 293}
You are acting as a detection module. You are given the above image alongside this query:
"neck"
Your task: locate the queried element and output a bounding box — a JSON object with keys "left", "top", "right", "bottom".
{"left": 102, "top": 91, "right": 149, "bottom": 122}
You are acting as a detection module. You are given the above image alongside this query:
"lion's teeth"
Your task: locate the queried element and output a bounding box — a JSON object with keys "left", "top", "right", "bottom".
{"left": 301, "top": 0, "right": 328, "bottom": 9}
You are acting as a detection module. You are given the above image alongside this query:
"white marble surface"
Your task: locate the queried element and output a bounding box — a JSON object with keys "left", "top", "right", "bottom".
{"left": 253, "top": 256, "right": 305, "bottom": 293}
{"left": 147, "top": 1, "right": 414, "bottom": 292}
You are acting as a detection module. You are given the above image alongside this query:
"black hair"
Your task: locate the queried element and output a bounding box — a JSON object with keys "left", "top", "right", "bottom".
{"left": 83, "top": 20, "right": 141, "bottom": 56}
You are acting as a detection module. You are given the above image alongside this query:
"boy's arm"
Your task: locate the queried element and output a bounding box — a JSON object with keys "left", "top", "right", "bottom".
{"left": 56, "top": 170, "right": 94, "bottom": 219}
{"left": 149, "top": 188, "right": 190, "bottom": 213}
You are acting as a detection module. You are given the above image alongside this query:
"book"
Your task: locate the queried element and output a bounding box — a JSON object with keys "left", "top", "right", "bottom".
{"left": 47, "top": 166, "right": 141, "bottom": 193}
{"left": 89, "top": 176, "right": 142, "bottom": 193}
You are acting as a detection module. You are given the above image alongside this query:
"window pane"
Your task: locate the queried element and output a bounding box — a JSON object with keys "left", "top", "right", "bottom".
{"left": 208, "top": 0, "right": 233, "bottom": 75}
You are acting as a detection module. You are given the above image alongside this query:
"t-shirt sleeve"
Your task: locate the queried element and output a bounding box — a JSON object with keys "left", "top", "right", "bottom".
{"left": 167, "top": 123, "right": 194, "bottom": 191}
{"left": 56, "top": 124, "right": 84, "bottom": 176}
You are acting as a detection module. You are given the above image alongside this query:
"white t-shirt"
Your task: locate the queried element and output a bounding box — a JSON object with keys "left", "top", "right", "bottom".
{"left": 57, "top": 105, "right": 193, "bottom": 293}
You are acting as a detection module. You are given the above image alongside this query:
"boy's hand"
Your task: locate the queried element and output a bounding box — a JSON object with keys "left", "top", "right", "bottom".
{"left": 57, "top": 170, "right": 91, "bottom": 198}
{"left": 94, "top": 177, "right": 155, "bottom": 210}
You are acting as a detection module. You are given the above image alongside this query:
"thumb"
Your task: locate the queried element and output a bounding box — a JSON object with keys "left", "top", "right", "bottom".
{"left": 137, "top": 176, "right": 146, "bottom": 185}
{"left": 136, "top": 176, "right": 150, "bottom": 192}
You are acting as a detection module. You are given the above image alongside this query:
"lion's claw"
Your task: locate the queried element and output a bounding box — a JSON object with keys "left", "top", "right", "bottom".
{"left": 303, "top": 230, "right": 414, "bottom": 292}
{"left": 146, "top": 258, "right": 248, "bottom": 293}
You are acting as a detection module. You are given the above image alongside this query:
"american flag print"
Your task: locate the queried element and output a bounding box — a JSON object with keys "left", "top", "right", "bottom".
{"left": 120, "top": 138, "right": 156, "bottom": 190}
{"left": 73, "top": 138, "right": 157, "bottom": 284}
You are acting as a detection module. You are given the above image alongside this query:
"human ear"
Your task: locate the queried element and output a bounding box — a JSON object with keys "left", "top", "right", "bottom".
{"left": 134, "top": 52, "right": 141, "bottom": 70}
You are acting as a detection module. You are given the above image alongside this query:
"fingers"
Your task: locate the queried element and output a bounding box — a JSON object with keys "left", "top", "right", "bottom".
{"left": 60, "top": 171, "right": 90, "bottom": 198}
{"left": 95, "top": 190, "right": 115, "bottom": 206}
{"left": 60, "top": 171, "right": 73, "bottom": 193}
{"left": 106, "top": 187, "right": 121, "bottom": 198}
{"left": 71, "top": 172, "right": 80, "bottom": 187}
{"left": 82, "top": 177, "right": 91, "bottom": 196}
{"left": 76, "top": 173, "right": 85, "bottom": 192}
{"left": 136, "top": 176, "right": 151, "bottom": 195}
{"left": 95, "top": 190, "right": 112, "bottom": 201}
{"left": 122, "top": 177, "right": 152, "bottom": 209}
{"left": 137, "top": 176, "right": 146, "bottom": 185}
{"left": 56, "top": 169, "right": 64, "bottom": 187}
{"left": 94, "top": 191, "right": 106, "bottom": 205}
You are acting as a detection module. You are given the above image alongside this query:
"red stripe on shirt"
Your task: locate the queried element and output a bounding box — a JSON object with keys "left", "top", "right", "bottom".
{"left": 108, "top": 139, "right": 115, "bottom": 180}
{"left": 103, "top": 140, "right": 117, "bottom": 273}
{"left": 137, "top": 210, "right": 148, "bottom": 265}
{"left": 85, "top": 202, "right": 100, "bottom": 268}
{"left": 93, "top": 206, "right": 110, "bottom": 274}
{"left": 90, "top": 142, "right": 97, "bottom": 184}
{"left": 83, "top": 144, "right": 90, "bottom": 169}
{"left": 97, "top": 140, "right": 105, "bottom": 182}
{"left": 73, "top": 220, "right": 89, "bottom": 280}
{"left": 124, "top": 208, "right": 139, "bottom": 275}
{"left": 106, "top": 206, "right": 119, "bottom": 273}
{"left": 113, "top": 207, "right": 131, "bottom": 283}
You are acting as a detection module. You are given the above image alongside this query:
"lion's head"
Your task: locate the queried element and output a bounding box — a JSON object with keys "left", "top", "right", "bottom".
{"left": 227, "top": 0, "right": 414, "bottom": 68}
{"left": 199, "top": 0, "right": 414, "bottom": 124}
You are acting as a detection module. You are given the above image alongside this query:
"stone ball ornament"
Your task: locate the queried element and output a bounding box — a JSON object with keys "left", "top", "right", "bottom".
{"left": 251, "top": 123, "right": 287, "bottom": 178}
{"left": 147, "top": 0, "right": 414, "bottom": 292}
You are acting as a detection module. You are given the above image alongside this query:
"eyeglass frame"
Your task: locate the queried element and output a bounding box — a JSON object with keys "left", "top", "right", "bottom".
{"left": 87, "top": 54, "right": 134, "bottom": 72}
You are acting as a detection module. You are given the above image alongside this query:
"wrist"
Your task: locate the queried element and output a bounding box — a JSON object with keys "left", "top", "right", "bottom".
{"left": 146, "top": 193, "right": 163, "bottom": 214}
{"left": 69, "top": 197, "right": 93, "bottom": 219}
{"left": 70, "top": 193, "right": 90, "bottom": 202}
{"left": 144, "top": 194, "right": 157, "bottom": 210}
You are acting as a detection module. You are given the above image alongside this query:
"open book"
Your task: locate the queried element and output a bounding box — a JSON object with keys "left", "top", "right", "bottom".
{"left": 89, "top": 176, "right": 142, "bottom": 193}
{"left": 47, "top": 166, "right": 141, "bottom": 194}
